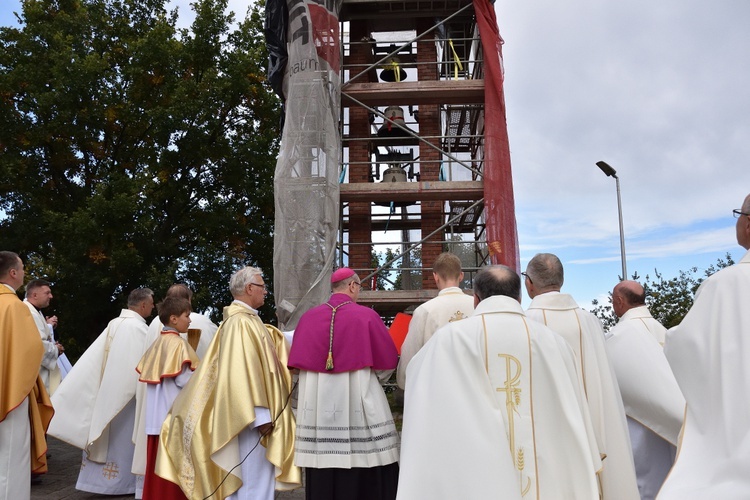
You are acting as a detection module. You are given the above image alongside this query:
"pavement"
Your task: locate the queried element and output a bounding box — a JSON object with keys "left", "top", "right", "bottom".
{"left": 32, "top": 437, "right": 305, "bottom": 499}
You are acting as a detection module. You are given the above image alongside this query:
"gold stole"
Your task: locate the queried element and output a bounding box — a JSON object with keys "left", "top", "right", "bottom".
{"left": 483, "top": 315, "right": 539, "bottom": 498}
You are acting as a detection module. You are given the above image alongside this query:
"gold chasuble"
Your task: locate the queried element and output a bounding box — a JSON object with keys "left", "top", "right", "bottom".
{"left": 398, "top": 296, "right": 599, "bottom": 500}
{"left": 136, "top": 332, "right": 199, "bottom": 383}
{"left": 0, "top": 286, "right": 53, "bottom": 474}
{"left": 156, "top": 303, "right": 301, "bottom": 499}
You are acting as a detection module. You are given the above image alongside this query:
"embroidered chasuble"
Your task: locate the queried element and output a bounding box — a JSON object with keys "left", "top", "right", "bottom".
{"left": 1, "top": 285, "right": 53, "bottom": 499}
{"left": 397, "top": 286, "right": 475, "bottom": 389}
{"left": 398, "top": 296, "right": 599, "bottom": 500}
{"left": 48, "top": 309, "right": 148, "bottom": 494}
{"left": 156, "top": 302, "right": 301, "bottom": 499}
{"left": 659, "top": 250, "right": 750, "bottom": 499}
{"left": 526, "top": 292, "right": 639, "bottom": 500}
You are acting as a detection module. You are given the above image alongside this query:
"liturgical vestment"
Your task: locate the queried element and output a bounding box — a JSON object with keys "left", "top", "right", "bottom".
{"left": 288, "top": 292, "right": 400, "bottom": 499}
{"left": 606, "top": 306, "right": 684, "bottom": 500}
{"left": 398, "top": 296, "right": 601, "bottom": 500}
{"left": 1, "top": 285, "right": 53, "bottom": 499}
{"left": 24, "top": 298, "right": 62, "bottom": 394}
{"left": 48, "top": 308, "right": 149, "bottom": 494}
{"left": 396, "top": 286, "right": 474, "bottom": 389}
{"left": 156, "top": 302, "right": 300, "bottom": 500}
{"left": 659, "top": 250, "right": 750, "bottom": 499}
{"left": 526, "top": 292, "right": 640, "bottom": 500}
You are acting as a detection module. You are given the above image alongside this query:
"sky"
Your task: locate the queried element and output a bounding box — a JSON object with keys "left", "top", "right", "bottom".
{"left": 2, "top": 0, "right": 748, "bottom": 309}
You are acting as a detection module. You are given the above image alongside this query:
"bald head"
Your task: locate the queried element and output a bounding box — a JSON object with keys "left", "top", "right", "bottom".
{"left": 473, "top": 265, "right": 521, "bottom": 304}
{"left": 612, "top": 280, "right": 646, "bottom": 318}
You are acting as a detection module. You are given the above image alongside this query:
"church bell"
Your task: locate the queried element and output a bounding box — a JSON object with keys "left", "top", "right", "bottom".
{"left": 379, "top": 57, "right": 407, "bottom": 82}
{"left": 377, "top": 106, "right": 414, "bottom": 138}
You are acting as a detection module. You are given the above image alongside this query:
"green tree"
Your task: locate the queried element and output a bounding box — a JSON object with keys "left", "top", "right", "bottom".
{"left": 590, "top": 254, "right": 735, "bottom": 331}
{"left": 0, "top": 0, "right": 281, "bottom": 359}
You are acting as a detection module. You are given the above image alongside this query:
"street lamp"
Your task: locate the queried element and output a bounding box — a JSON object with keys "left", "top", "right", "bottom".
{"left": 596, "top": 161, "right": 627, "bottom": 280}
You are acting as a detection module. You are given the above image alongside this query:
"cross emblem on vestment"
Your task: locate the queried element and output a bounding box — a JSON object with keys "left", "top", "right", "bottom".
{"left": 102, "top": 461, "right": 119, "bottom": 480}
{"left": 325, "top": 404, "right": 343, "bottom": 421}
{"left": 301, "top": 401, "right": 315, "bottom": 420}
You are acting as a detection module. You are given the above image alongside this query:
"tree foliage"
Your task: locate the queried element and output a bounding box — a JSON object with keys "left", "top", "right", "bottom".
{"left": 0, "top": 0, "right": 282, "bottom": 359}
{"left": 589, "top": 254, "right": 735, "bottom": 331}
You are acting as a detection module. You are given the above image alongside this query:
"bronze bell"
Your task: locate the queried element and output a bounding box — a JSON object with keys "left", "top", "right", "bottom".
{"left": 379, "top": 57, "right": 407, "bottom": 82}
{"left": 377, "top": 106, "right": 413, "bottom": 138}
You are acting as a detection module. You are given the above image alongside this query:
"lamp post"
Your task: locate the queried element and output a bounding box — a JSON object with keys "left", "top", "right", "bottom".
{"left": 596, "top": 161, "right": 627, "bottom": 280}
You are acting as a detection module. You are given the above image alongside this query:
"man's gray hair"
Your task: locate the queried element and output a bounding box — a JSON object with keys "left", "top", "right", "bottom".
{"left": 526, "top": 253, "right": 564, "bottom": 290}
{"left": 229, "top": 266, "right": 263, "bottom": 298}
{"left": 473, "top": 265, "right": 521, "bottom": 302}
{"left": 127, "top": 287, "right": 154, "bottom": 307}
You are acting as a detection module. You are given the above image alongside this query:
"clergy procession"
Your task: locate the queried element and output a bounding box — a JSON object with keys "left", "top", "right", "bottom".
{"left": 2, "top": 192, "right": 750, "bottom": 499}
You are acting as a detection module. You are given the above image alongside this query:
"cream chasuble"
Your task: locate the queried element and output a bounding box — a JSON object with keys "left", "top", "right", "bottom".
{"left": 526, "top": 292, "right": 639, "bottom": 500}
{"left": 156, "top": 302, "right": 301, "bottom": 499}
{"left": 659, "top": 250, "right": 750, "bottom": 499}
{"left": 396, "top": 287, "right": 474, "bottom": 389}
{"left": 398, "top": 296, "right": 599, "bottom": 500}
{"left": 48, "top": 309, "right": 148, "bottom": 494}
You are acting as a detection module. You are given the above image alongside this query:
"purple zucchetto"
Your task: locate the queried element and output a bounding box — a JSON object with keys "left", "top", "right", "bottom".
{"left": 331, "top": 267, "right": 356, "bottom": 283}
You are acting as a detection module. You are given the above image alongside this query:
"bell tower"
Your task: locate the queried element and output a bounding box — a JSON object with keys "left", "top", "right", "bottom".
{"left": 338, "top": 0, "right": 517, "bottom": 317}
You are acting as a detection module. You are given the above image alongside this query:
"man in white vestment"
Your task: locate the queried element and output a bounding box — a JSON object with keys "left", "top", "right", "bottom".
{"left": 48, "top": 287, "right": 154, "bottom": 495}
{"left": 606, "top": 280, "right": 684, "bottom": 500}
{"left": 0, "top": 251, "right": 53, "bottom": 499}
{"left": 658, "top": 195, "right": 750, "bottom": 499}
{"left": 524, "top": 253, "right": 640, "bottom": 500}
{"left": 24, "top": 279, "right": 64, "bottom": 394}
{"left": 397, "top": 252, "right": 474, "bottom": 390}
{"left": 398, "top": 265, "right": 601, "bottom": 499}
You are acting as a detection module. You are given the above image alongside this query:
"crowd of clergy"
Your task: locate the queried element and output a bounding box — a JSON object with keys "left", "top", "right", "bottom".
{"left": 2, "top": 193, "right": 750, "bottom": 500}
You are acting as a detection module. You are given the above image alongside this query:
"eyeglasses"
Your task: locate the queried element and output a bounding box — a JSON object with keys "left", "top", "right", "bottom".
{"left": 733, "top": 209, "right": 750, "bottom": 218}
{"left": 249, "top": 282, "right": 267, "bottom": 290}
{"left": 521, "top": 272, "right": 532, "bottom": 284}
{"left": 351, "top": 281, "right": 362, "bottom": 288}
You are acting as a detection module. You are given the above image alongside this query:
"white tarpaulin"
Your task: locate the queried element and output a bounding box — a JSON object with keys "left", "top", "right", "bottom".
{"left": 272, "top": 0, "right": 342, "bottom": 330}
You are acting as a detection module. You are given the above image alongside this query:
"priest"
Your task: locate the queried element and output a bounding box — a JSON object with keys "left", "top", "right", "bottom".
{"left": 0, "top": 251, "right": 53, "bottom": 498}
{"left": 24, "top": 279, "right": 63, "bottom": 394}
{"left": 524, "top": 253, "right": 639, "bottom": 500}
{"left": 396, "top": 252, "right": 474, "bottom": 390}
{"left": 48, "top": 287, "right": 154, "bottom": 495}
{"left": 289, "top": 267, "right": 400, "bottom": 500}
{"left": 398, "top": 265, "right": 601, "bottom": 499}
{"left": 658, "top": 195, "right": 750, "bottom": 499}
{"left": 156, "top": 266, "right": 300, "bottom": 500}
{"left": 606, "top": 280, "right": 684, "bottom": 500}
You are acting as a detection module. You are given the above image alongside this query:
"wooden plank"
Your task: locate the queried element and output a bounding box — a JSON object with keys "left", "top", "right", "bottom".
{"left": 340, "top": 180, "right": 482, "bottom": 202}
{"left": 342, "top": 80, "right": 484, "bottom": 106}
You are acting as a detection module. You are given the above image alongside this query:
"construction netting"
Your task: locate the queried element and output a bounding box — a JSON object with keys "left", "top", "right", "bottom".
{"left": 267, "top": 0, "right": 342, "bottom": 331}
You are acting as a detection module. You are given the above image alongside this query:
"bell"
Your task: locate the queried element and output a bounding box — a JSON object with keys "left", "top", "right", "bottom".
{"left": 381, "top": 167, "right": 408, "bottom": 183}
{"left": 377, "top": 106, "right": 413, "bottom": 137}
{"left": 379, "top": 57, "right": 407, "bottom": 82}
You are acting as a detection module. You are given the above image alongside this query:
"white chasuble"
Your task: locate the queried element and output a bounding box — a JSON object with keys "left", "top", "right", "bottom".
{"left": 527, "top": 292, "right": 639, "bottom": 500}
{"left": 483, "top": 314, "right": 537, "bottom": 497}
{"left": 606, "top": 308, "right": 684, "bottom": 500}
{"left": 398, "top": 296, "right": 599, "bottom": 500}
{"left": 659, "top": 250, "right": 750, "bottom": 499}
